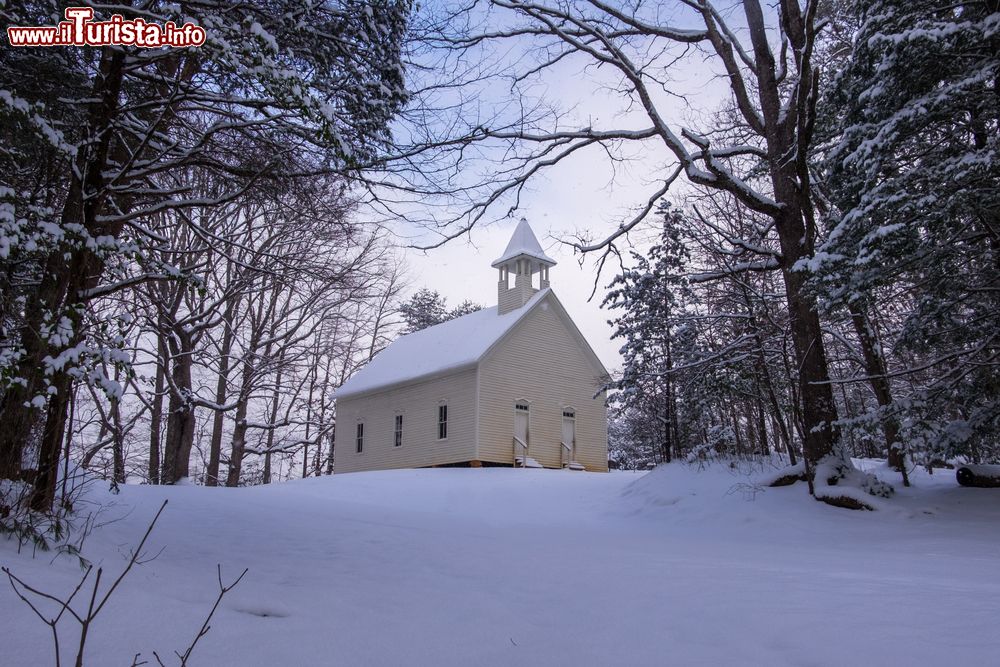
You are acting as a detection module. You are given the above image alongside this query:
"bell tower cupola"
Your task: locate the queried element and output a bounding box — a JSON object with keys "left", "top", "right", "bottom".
{"left": 492, "top": 218, "right": 556, "bottom": 315}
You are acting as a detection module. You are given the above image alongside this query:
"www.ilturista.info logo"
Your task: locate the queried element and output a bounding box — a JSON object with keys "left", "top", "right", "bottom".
{"left": 6, "top": 7, "right": 206, "bottom": 48}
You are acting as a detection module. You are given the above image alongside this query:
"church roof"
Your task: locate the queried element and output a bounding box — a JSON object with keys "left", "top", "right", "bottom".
{"left": 337, "top": 289, "right": 552, "bottom": 399}
{"left": 491, "top": 218, "right": 557, "bottom": 268}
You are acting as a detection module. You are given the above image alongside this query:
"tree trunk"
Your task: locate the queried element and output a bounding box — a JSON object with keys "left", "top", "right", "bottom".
{"left": 30, "top": 240, "right": 115, "bottom": 511}
{"left": 838, "top": 381, "right": 856, "bottom": 452}
{"left": 732, "top": 412, "right": 744, "bottom": 456}
{"left": 776, "top": 220, "right": 839, "bottom": 472}
{"left": 0, "top": 52, "right": 128, "bottom": 507}
{"left": 98, "top": 363, "right": 126, "bottom": 485}
{"left": 755, "top": 400, "right": 770, "bottom": 457}
{"left": 226, "top": 406, "right": 249, "bottom": 487}
{"left": 262, "top": 360, "right": 285, "bottom": 485}
{"left": 225, "top": 359, "right": 256, "bottom": 487}
{"left": 29, "top": 372, "right": 72, "bottom": 511}
{"left": 318, "top": 355, "right": 334, "bottom": 476}
{"left": 303, "top": 385, "right": 313, "bottom": 479}
{"left": 161, "top": 331, "right": 196, "bottom": 484}
{"left": 206, "top": 298, "right": 237, "bottom": 486}
{"left": 60, "top": 387, "right": 76, "bottom": 504}
{"left": 303, "top": 342, "right": 318, "bottom": 478}
{"left": 111, "top": 387, "right": 125, "bottom": 485}
{"left": 325, "top": 422, "right": 335, "bottom": 475}
{"left": 148, "top": 334, "right": 166, "bottom": 485}
{"left": 761, "top": 366, "right": 795, "bottom": 465}
{"left": 744, "top": 0, "right": 839, "bottom": 482}
{"left": 663, "top": 334, "right": 676, "bottom": 462}
{"left": 849, "top": 302, "right": 909, "bottom": 485}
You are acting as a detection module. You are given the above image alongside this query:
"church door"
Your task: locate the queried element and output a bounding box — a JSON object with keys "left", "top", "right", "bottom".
{"left": 514, "top": 402, "right": 529, "bottom": 464}
{"left": 561, "top": 410, "right": 576, "bottom": 465}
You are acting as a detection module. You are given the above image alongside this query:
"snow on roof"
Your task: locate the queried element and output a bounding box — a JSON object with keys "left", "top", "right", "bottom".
{"left": 337, "top": 289, "right": 551, "bottom": 399}
{"left": 491, "top": 218, "right": 557, "bottom": 268}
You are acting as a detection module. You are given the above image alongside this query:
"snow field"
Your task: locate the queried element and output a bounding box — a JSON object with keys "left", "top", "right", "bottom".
{"left": 2, "top": 463, "right": 999, "bottom": 666}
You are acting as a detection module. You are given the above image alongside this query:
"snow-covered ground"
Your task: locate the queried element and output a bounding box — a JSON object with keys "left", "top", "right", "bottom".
{"left": 2, "top": 463, "right": 999, "bottom": 666}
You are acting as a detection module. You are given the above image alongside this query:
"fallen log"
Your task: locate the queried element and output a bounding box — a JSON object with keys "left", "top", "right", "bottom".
{"left": 817, "top": 494, "right": 874, "bottom": 511}
{"left": 956, "top": 464, "right": 1000, "bottom": 488}
{"left": 762, "top": 463, "right": 806, "bottom": 487}
{"left": 769, "top": 471, "right": 807, "bottom": 487}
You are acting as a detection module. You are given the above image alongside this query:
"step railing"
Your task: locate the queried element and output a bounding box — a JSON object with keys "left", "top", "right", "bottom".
{"left": 513, "top": 435, "right": 529, "bottom": 468}
{"left": 560, "top": 440, "right": 572, "bottom": 467}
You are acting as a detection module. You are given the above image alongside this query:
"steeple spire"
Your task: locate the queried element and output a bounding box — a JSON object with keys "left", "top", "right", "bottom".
{"left": 492, "top": 218, "right": 556, "bottom": 315}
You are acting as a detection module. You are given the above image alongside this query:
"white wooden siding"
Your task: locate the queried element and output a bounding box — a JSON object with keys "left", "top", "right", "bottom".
{"left": 477, "top": 298, "right": 609, "bottom": 471}
{"left": 334, "top": 368, "right": 478, "bottom": 473}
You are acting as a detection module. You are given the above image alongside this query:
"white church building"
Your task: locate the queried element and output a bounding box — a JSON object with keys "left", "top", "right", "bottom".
{"left": 334, "top": 219, "right": 609, "bottom": 473}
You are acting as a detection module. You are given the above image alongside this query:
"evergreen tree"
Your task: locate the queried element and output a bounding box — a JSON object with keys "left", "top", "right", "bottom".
{"left": 400, "top": 288, "right": 449, "bottom": 333}
{"left": 400, "top": 290, "right": 482, "bottom": 333}
{"left": 449, "top": 299, "right": 484, "bottom": 319}
{"left": 816, "top": 0, "right": 1000, "bottom": 464}
{"left": 603, "top": 209, "right": 690, "bottom": 463}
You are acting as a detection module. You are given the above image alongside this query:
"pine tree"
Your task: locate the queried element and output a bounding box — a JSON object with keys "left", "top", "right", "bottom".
{"left": 400, "top": 288, "right": 449, "bottom": 333}
{"left": 449, "top": 299, "right": 484, "bottom": 319}
{"left": 399, "top": 290, "right": 482, "bottom": 333}
{"left": 603, "top": 209, "right": 690, "bottom": 463}
{"left": 817, "top": 0, "right": 1000, "bottom": 464}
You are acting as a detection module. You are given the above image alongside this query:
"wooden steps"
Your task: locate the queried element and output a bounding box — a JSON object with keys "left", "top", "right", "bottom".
{"left": 515, "top": 456, "right": 543, "bottom": 468}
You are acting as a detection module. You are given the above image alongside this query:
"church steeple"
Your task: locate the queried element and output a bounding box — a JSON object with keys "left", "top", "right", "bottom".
{"left": 492, "top": 218, "right": 556, "bottom": 315}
